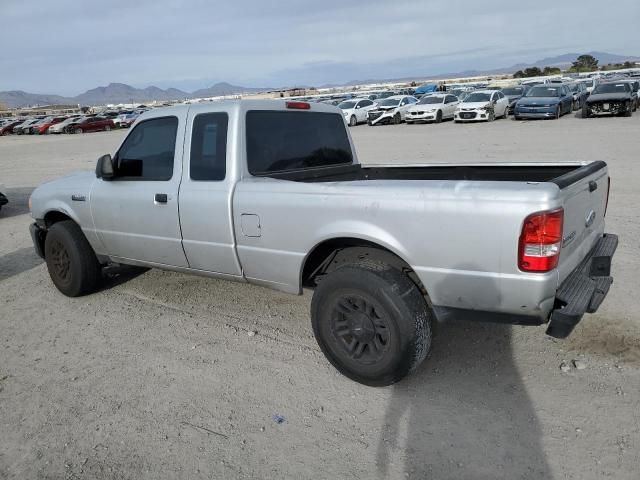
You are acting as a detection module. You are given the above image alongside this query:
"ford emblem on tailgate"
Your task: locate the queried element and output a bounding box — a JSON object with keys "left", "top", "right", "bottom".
{"left": 585, "top": 210, "right": 596, "bottom": 228}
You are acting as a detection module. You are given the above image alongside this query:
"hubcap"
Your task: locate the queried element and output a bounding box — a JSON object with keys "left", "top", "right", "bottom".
{"left": 331, "top": 296, "right": 390, "bottom": 363}
{"left": 49, "top": 240, "right": 71, "bottom": 282}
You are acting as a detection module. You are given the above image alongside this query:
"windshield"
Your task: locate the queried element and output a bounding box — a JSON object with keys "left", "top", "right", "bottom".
{"left": 526, "top": 86, "right": 561, "bottom": 97}
{"left": 568, "top": 84, "right": 580, "bottom": 92}
{"left": 338, "top": 101, "right": 357, "bottom": 110}
{"left": 592, "top": 83, "right": 629, "bottom": 94}
{"left": 378, "top": 98, "right": 400, "bottom": 107}
{"left": 417, "top": 96, "right": 444, "bottom": 105}
{"left": 502, "top": 88, "right": 524, "bottom": 96}
{"left": 464, "top": 93, "right": 491, "bottom": 103}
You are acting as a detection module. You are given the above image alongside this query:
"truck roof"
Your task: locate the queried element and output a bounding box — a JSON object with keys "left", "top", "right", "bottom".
{"left": 139, "top": 99, "right": 343, "bottom": 119}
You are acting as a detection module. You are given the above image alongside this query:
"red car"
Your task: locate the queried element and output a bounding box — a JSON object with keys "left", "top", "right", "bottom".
{"left": 0, "top": 120, "right": 25, "bottom": 135}
{"left": 66, "top": 116, "right": 115, "bottom": 134}
{"left": 34, "top": 116, "right": 68, "bottom": 135}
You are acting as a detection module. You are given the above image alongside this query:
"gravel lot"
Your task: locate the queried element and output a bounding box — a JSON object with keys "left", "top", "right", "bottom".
{"left": 1, "top": 114, "right": 639, "bottom": 479}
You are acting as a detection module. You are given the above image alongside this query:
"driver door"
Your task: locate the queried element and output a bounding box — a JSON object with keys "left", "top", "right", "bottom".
{"left": 91, "top": 113, "right": 189, "bottom": 267}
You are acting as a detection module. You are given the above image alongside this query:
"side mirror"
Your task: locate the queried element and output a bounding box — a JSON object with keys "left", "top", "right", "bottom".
{"left": 96, "top": 154, "right": 115, "bottom": 180}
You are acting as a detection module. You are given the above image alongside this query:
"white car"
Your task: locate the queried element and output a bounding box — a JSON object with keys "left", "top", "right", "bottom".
{"left": 406, "top": 94, "right": 460, "bottom": 123}
{"left": 454, "top": 90, "right": 509, "bottom": 123}
{"left": 338, "top": 98, "right": 378, "bottom": 126}
{"left": 48, "top": 116, "right": 82, "bottom": 134}
{"left": 367, "top": 95, "right": 418, "bottom": 125}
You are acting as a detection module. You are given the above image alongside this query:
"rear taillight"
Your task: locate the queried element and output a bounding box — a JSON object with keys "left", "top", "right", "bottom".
{"left": 518, "top": 208, "right": 564, "bottom": 272}
{"left": 605, "top": 176, "right": 610, "bottom": 216}
{"left": 286, "top": 101, "right": 311, "bottom": 110}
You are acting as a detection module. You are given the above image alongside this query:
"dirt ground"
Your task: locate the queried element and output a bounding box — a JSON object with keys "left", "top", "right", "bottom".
{"left": 1, "top": 113, "right": 639, "bottom": 479}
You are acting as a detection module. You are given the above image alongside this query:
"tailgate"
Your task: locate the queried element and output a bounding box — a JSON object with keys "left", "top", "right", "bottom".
{"left": 555, "top": 162, "right": 609, "bottom": 284}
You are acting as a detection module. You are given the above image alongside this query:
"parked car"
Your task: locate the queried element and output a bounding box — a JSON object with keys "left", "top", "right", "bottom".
{"left": 33, "top": 116, "right": 68, "bottom": 135}
{"left": 65, "top": 116, "right": 114, "bottom": 134}
{"left": 0, "top": 120, "right": 25, "bottom": 135}
{"left": 449, "top": 88, "right": 472, "bottom": 101}
{"left": 15, "top": 118, "right": 43, "bottom": 135}
{"left": 48, "top": 116, "right": 83, "bottom": 134}
{"left": 28, "top": 99, "right": 617, "bottom": 386}
{"left": 0, "top": 182, "right": 7, "bottom": 211}
{"left": 367, "top": 95, "right": 418, "bottom": 125}
{"left": 513, "top": 84, "right": 574, "bottom": 120}
{"left": 583, "top": 81, "right": 635, "bottom": 118}
{"left": 578, "top": 77, "right": 599, "bottom": 94}
{"left": 500, "top": 85, "right": 529, "bottom": 114}
{"left": 454, "top": 90, "right": 509, "bottom": 122}
{"left": 405, "top": 94, "right": 459, "bottom": 123}
{"left": 115, "top": 113, "right": 139, "bottom": 128}
{"left": 619, "top": 80, "right": 639, "bottom": 111}
{"left": 567, "top": 82, "right": 589, "bottom": 111}
{"left": 338, "top": 98, "right": 377, "bottom": 126}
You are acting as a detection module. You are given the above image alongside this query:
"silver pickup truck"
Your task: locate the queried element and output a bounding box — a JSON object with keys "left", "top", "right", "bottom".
{"left": 29, "top": 100, "right": 617, "bottom": 386}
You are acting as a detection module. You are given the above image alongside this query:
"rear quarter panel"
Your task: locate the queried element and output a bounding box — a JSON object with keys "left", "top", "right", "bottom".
{"left": 233, "top": 177, "right": 563, "bottom": 318}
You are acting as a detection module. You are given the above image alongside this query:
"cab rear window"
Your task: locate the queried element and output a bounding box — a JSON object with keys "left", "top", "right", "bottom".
{"left": 246, "top": 111, "right": 353, "bottom": 174}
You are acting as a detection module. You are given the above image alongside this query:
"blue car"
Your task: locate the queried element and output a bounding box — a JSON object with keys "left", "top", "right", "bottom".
{"left": 513, "top": 84, "right": 574, "bottom": 120}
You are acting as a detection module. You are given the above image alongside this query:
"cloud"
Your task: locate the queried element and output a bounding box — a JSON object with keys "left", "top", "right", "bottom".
{"left": 1, "top": 0, "right": 639, "bottom": 95}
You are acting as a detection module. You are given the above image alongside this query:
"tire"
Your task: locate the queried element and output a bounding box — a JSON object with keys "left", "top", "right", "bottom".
{"left": 554, "top": 106, "right": 561, "bottom": 120}
{"left": 310, "top": 261, "right": 432, "bottom": 386}
{"left": 572, "top": 99, "right": 578, "bottom": 111}
{"left": 105, "top": 124, "right": 111, "bottom": 132}
{"left": 405, "top": 120, "right": 413, "bottom": 124}
{"left": 44, "top": 220, "right": 101, "bottom": 297}
{"left": 514, "top": 115, "right": 521, "bottom": 121}
{"left": 393, "top": 113, "right": 401, "bottom": 125}
{"left": 435, "top": 110, "right": 442, "bottom": 123}
{"left": 367, "top": 121, "right": 373, "bottom": 126}
{"left": 487, "top": 111, "right": 495, "bottom": 122}
{"left": 624, "top": 103, "right": 632, "bottom": 117}
{"left": 74, "top": 128, "right": 83, "bottom": 134}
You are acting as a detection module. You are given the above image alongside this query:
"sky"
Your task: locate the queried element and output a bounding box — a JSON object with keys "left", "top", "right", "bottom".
{"left": 1, "top": 0, "right": 639, "bottom": 96}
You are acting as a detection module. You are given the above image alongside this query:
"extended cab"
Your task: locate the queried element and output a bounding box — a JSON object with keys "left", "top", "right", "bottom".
{"left": 29, "top": 100, "right": 617, "bottom": 386}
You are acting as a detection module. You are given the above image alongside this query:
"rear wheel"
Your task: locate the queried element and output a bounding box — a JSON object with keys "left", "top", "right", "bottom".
{"left": 44, "top": 220, "right": 102, "bottom": 297}
{"left": 74, "top": 128, "right": 83, "bottom": 134}
{"left": 311, "top": 262, "right": 432, "bottom": 386}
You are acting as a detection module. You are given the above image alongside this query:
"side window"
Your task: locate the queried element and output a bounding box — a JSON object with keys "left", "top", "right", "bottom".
{"left": 361, "top": 100, "right": 372, "bottom": 107}
{"left": 116, "top": 116, "right": 178, "bottom": 181}
{"left": 400, "top": 98, "right": 408, "bottom": 106}
{"left": 190, "top": 112, "right": 228, "bottom": 181}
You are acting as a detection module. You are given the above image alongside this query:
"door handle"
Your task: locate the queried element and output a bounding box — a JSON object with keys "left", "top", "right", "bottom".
{"left": 154, "top": 193, "right": 168, "bottom": 204}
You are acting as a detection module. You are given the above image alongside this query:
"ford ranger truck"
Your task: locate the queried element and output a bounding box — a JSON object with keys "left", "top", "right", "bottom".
{"left": 28, "top": 100, "right": 617, "bottom": 386}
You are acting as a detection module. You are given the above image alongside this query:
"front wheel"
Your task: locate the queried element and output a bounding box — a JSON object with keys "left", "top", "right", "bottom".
{"left": 435, "top": 110, "right": 443, "bottom": 123}
{"left": 487, "top": 111, "right": 495, "bottom": 122}
{"left": 44, "top": 220, "right": 102, "bottom": 297}
{"left": 554, "top": 106, "right": 561, "bottom": 120}
{"left": 311, "top": 262, "right": 432, "bottom": 386}
{"left": 393, "top": 113, "right": 401, "bottom": 125}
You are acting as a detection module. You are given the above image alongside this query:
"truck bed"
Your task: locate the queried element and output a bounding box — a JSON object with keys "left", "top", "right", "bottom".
{"left": 259, "top": 161, "right": 605, "bottom": 189}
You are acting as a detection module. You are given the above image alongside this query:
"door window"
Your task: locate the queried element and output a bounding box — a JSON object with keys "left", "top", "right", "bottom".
{"left": 190, "top": 113, "right": 228, "bottom": 181}
{"left": 115, "top": 116, "right": 178, "bottom": 181}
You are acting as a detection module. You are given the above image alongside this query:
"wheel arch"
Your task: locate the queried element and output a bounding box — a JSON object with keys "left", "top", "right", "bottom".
{"left": 300, "top": 236, "right": 428, "bottom": 296}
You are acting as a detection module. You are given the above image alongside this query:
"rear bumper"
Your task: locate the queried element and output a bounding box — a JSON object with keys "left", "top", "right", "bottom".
{"left": 546, "top": 233, "right": 618, "bottom": 339}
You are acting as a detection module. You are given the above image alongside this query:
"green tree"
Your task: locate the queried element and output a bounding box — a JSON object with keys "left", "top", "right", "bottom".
{"left": 542, "top": 66, "right": 561, "bottom": 75}
{"left": 623, "top": 61, "right": 634, "bottom": 69}
{"left": 571, "top": 54, "right": 599, "bottom": 72}
{"left": 523, "top": 67, "right": 543, "bottom": 77}
{"left": 513, "top": 70, "right": 525, "bottom": 78}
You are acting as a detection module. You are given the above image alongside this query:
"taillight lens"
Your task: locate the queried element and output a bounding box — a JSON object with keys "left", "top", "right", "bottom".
{"left": 286, "top": 101, "right": 311, "bottom": 110}
{"left": 518, "top": 208, "right": 564, "bottom": 272}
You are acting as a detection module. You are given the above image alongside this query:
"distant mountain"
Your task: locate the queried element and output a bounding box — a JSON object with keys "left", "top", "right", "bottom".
{"left": 2, "top": 52, "right": 639, "bottom": 108}
{"left": 191, "top": 82, "right": 268, "bottom": 98}
{"left": 0, "top": 82, "right": 269, "bottom": 108}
